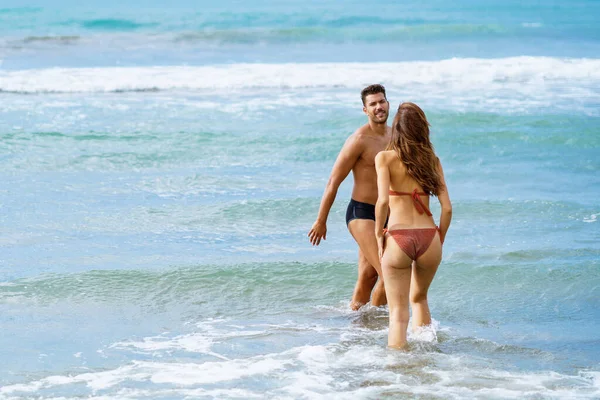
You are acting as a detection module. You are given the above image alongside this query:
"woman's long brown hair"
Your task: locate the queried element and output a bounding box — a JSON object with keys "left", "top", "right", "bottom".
{"left": 387, "top": 102, "right": 442, "bottom": 196}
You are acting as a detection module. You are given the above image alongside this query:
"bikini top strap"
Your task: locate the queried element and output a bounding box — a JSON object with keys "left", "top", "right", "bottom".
{"left": 389, "top": 189, "right": 428, "bottom": 196}
{"left": 388, "top": 188, "right": 432, "bottom": 216}
{"left": 411, "top": 189, "right": 433, "bottom": 216}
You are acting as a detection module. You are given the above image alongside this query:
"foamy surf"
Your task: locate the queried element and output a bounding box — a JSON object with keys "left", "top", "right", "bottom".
{"left": 2, "top": 57, "right": 598, "bottom": 115}
{"left": 1, "top": 57, "right": 599, "bottom": 94}
{"left": 2, "top": 344, "right": 598, "bottom": 399}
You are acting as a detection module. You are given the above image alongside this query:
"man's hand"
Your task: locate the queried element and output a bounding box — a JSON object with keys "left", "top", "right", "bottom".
{"left": 308, "top": 220, "right": 327, "bottom": 246}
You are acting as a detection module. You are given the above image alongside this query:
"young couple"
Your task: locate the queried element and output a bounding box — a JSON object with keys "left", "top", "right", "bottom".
{"left": 308, "top": 84, "right": 452, "bottom": 348}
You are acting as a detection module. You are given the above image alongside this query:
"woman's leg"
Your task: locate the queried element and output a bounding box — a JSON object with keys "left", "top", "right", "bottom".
{"left": 410, "top": 235, "right": 443, "bottom": 329}
{"left": 381, "top": 237, "right": 413, "bottom": 348}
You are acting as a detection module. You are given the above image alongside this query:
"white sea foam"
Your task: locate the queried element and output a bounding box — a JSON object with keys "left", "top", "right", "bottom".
{"left": 583, "top": 370, "right": 600, "bottom": 389}
{"left": 2, "top": 341, "right": 599, "bottom": 399}
{"left": 408, "top": 320, "right": 440, "bottom": 343}
{"left": 111, "top": 333, "right": 219, "bottom": 356}
{"left": 110, "top": 317, "right": 270, "bottom": 359}
{"left": 583, "top": 213, "right": 598, "bottom": 223}
{"left": 2, "top": 57, "right": 598, "bottom": 115}
{"left": 110, "top": 318, "right": 344, "bottom": 359}
{"left": 0, "top": 357, "right": 291, "bottom": 395}
{"left": 1, "top": 317, "right": 597, "bottom": 399}
{"left": 279, "top": 344, "right": 600, "bottom": 399}
{"left": 1, "top": 57, "right": 599, "bottom": 94}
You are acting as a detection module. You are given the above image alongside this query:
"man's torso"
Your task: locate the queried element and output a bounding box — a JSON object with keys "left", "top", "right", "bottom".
{"left": 350, "top": 124, "right": 391, "bottom": 205}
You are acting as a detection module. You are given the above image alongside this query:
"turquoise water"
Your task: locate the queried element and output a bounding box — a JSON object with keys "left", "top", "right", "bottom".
{"left": 1, "top": 1, "right": 599, "bottom": 399}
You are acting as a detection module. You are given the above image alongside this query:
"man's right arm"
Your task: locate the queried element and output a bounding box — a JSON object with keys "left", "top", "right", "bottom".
{"left": 308, "top": 133, "right": 363, "bottom": 246}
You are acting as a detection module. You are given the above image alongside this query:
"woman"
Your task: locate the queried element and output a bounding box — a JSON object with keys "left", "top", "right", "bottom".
{"left": 374, "top": 102, "right": 452, "bottom": 348}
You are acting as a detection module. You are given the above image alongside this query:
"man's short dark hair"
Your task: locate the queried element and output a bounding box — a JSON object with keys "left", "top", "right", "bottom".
{"left": 361, "top": 84, "right": 387, "bottom": 105}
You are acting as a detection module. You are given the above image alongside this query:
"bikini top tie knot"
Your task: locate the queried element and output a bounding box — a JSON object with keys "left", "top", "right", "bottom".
{"left": 388, "top": 188, "right": 433, "bottom": 216}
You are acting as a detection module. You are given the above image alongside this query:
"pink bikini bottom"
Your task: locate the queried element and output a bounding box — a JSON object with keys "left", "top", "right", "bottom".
{"left": 386, "top": 228, "right": 439, "bottom": 260}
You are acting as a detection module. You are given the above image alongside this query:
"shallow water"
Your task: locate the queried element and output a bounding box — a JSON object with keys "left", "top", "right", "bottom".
{"left": 1, "top": 1, "right": 599, "bottom": 398}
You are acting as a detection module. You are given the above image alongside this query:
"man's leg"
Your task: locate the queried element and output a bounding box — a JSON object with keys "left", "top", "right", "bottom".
{"left": 371, "top": 278, "right": 387, "bottom": 307}
{"left": 348, "top": 219, "right": 387, "bottom": 309}
{"left": 350, "top": 248, "right": 378, "bottom": 310}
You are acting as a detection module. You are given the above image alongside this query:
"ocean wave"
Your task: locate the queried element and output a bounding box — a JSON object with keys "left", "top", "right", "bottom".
{"left": 74, "top": 18, "right": 159, "bottom": 31}
{"left": 169, "top": 22, "right": 508, "bottom": 44}
{"left": 21, "top": 35, "right": 80, "bottom": 43}
{"left": 2, "top": 35, "right": 82, "bottom": 50}
{"left": 1, "top": 57, "right": 599, "bottom": 95}
{"left": 0, "top": 262, "right": 353, "bottom": 306}
{"left": 0, "top": 7, "right": 41, "bottom": 15}
{"left": 1, "top": 10, "right": 516, "bottom": 41}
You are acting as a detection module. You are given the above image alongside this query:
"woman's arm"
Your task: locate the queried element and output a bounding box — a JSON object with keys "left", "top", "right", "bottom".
{"left": 375, "top": 152, "right": 390, "bottom": 257}
{"left": 436, "top": 158, "right": 452, "bottom": 243}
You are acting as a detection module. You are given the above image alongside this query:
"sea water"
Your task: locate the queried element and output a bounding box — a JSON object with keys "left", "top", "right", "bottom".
{"left": 1, "top": 0, "right": 599, "bottom": 398}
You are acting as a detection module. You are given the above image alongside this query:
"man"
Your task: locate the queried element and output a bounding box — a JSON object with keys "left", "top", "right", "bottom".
{"left": 308, "top": 84, "right": 391, "bottom": 310}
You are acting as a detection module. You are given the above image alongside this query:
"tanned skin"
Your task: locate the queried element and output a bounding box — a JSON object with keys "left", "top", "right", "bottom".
{"left": 308, "top": 92, "right": 391, "bottom": 310}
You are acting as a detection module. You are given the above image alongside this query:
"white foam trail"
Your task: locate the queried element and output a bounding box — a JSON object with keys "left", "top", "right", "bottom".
{"left": 583, "top": 213, "right": 598, "bottom": 223}
{"left": 0, "top": 357, "right": 292, "bottom": 394}
{"left": 110, "top": 317, "right": 268, "bottom": 359}
{"left": 111, "top": 333, "right": 225, "bottom": 359}
{"left": 1, "top": 57, "right": 599, "bottom": 94}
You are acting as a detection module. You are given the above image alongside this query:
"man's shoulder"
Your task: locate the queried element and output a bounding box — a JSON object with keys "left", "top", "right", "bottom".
{"left": 349, "top": 124, "right": 373, "bottom": 141}
{"left": 344, "top": 124, "right": 370, "bottom": 145}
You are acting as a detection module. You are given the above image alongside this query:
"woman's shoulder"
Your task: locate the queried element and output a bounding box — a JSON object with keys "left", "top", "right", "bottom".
{"left": 377, "top": 149, "right": 396, "bottom": 159}
{"left": 375, "top": 150, "right": 397, "bottom": 164}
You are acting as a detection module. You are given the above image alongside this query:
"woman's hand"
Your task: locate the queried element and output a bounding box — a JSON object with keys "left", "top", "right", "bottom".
{"left": 376, "top": 233, "right": 385, "bottom": 261}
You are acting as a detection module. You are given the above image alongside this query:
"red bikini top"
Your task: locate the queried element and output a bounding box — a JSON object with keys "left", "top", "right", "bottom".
{"left": 389, "top": 188, "right": 432, "bottom": 216}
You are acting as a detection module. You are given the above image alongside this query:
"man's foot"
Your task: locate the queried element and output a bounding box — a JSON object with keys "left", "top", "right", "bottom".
{"left": 350, "top": 301, "right": 366, "bottom": 311}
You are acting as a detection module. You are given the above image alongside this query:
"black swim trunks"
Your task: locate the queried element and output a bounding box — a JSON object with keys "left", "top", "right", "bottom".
{"left": 345, "top": 199, "right": 376, "bottom": 226}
